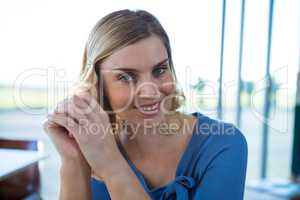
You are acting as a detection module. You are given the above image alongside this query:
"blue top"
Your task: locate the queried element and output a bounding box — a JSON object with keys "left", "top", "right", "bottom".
{"left": 91, "top": 112, "right": 248, "bottom": 200}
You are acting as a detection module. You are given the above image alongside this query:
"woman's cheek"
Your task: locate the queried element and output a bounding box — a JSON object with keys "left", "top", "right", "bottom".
{"left": 108, "top": 87, "right": 132, "bottom": 112}
{"left": 159, "top": 74, "right": 177, "bottom": 111}
{"left": 160, "top": 74, "right": 176, "bottom": 95}
{"left": 102, "top": 76, "right": 133, "bottom": 113}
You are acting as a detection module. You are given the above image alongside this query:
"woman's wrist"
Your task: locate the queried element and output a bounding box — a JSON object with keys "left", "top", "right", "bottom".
{"left": 59, "top": 160, "right": 92, "bottom": 200}
{"left": 61, "top": 159, "right": 91, "bottom": 179}
{"left": 99, "top": 157, "right": 151, "bottom": 200}
{"left": 100, "top": 154, "right": 132, "bottom": 184}
{"left": 92, "top": 149, "right": 128, "bottom": 181}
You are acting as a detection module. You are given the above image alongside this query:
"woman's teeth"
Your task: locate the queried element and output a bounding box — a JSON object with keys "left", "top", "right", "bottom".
{"left": 142, "top": 103, "right": 159, "bottom": 111}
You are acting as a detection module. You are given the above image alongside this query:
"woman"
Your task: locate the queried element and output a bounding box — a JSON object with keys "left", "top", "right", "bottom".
{"left": 43, "top": 9, "right": 248, "bottom": 200}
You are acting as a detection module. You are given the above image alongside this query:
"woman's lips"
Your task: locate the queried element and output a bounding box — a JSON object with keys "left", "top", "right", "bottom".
{"left": 136, "top": 101, "right": 161, "bottom": 117}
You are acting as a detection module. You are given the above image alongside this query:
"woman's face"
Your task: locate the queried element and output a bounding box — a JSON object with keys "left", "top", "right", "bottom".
{"left": 99, "top": 35, "right": 176, "bottom": 126}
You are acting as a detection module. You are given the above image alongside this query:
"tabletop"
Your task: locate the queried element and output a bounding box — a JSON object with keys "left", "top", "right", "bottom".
{"left": 0, "top": 148, "right": 47, "bottom": 181}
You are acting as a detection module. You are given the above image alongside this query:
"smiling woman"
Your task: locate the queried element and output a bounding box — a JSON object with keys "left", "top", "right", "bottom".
{"left": 43, "top": 9, "right": 248, "bottom": 200}
{"left": 78, "top": 10, "right": 185, "bottom": 128}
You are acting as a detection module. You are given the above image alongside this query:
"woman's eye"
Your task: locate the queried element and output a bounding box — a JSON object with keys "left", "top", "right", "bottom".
{"left": 153, "top": 66, "right": 168, "bottom": 77}
{"left": 117, "top": 73, "right": 135, "bottom": 82}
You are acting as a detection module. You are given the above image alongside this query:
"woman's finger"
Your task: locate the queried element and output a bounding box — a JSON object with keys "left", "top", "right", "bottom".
{"left": 54, "top": 98, "right": 69, "bottom": 114}
{"left": 75, "top": 91, "right": 99, "bottom": 112}
{"left": 42, "top": 118, "right": 76, "bottom": 153}
{"left": 75, "top": 93, "right": 108, "bottom": 123}
{"left": 47, "top": 112, "right": 79, "bottom": 136}
{"left": 66, "top": 97, "right": 88, "bottom": 125}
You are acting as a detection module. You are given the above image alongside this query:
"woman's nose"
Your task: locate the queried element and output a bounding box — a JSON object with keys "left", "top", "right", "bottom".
{"left": 136, "top": 81, "right": 160, "bottom": 98}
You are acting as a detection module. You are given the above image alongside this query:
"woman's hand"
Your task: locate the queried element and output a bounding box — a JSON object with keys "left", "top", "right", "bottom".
{"left": 44, "top": 91, "right": 122, "bottom": 180}
{"left": 43, "top": 100, "right": 91, "bottom": 176}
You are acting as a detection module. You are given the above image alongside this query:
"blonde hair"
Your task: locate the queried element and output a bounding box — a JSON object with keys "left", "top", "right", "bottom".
{"left": 74, "top": 9, "right": 185, "bottom": 125}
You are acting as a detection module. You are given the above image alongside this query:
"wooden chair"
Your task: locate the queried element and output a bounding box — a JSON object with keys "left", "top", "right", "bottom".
{"left": 0, "top": 139, "right": 41, "bottom": 200}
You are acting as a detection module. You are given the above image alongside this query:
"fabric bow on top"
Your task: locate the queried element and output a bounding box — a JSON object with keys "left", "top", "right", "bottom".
{"left": 159, "top": 176, "right": 196, "bottom": 200}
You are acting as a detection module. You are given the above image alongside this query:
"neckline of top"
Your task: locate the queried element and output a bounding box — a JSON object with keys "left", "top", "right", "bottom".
{"left": 116, "top": 111, "right": 202, "bottom": 193}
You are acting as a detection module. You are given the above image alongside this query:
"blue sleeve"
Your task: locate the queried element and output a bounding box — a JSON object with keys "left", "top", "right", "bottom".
{"left": 193, "top": 127, "right": 248, "bottom": 200}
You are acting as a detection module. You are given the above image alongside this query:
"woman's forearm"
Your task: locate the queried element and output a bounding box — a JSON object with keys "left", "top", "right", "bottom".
{"left": 59, "top": 161, "right": 91, "bottom": 200}
{"left": 100, "top": 155, "right": 151, "bottom": 200}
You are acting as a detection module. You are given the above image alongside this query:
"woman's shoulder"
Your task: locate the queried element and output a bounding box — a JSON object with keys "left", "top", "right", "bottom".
{"left": 190, "top": 111, "right": 248, "bottom": 156}
{"left": 184, "top": 112, "right": 248, "bottom": 177}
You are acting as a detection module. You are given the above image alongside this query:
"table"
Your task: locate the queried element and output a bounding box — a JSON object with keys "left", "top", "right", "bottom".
{"left": 0, "top": 148, "right": 47, "bottom": 181}
{"left": 246, "top": 179, "right": 300, "bottom": 200}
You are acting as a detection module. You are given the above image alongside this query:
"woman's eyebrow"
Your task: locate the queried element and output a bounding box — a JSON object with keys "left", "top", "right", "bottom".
{"left": 111, "top": 58, "right": 169, "bottom": 72}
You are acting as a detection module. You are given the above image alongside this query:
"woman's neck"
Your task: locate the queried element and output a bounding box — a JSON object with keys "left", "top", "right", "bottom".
{"left": 116, "top": 112, "right": 196, "bottom": 160}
